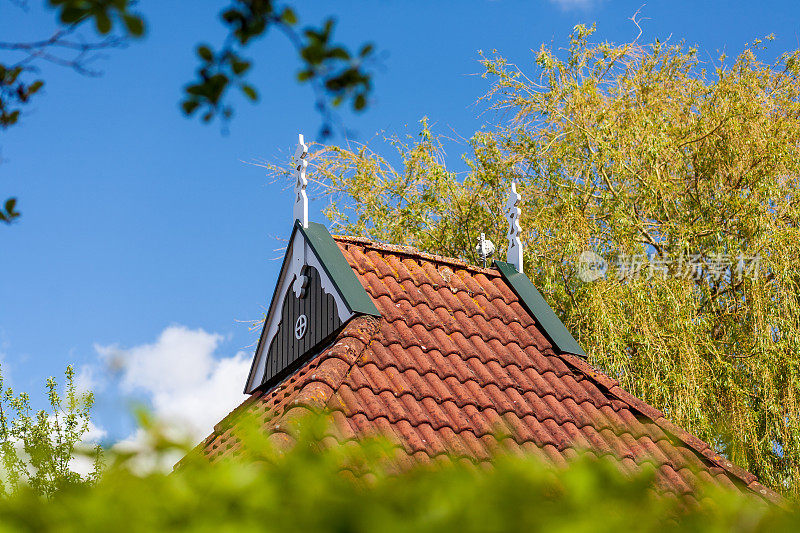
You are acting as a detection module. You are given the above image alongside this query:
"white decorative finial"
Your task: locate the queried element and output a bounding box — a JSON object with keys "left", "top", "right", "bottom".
{"left": 293, "top": 133, "right": 309, "bottom": 228}
{"left": 505, "top": 177, "right": 523, "bottom": 271}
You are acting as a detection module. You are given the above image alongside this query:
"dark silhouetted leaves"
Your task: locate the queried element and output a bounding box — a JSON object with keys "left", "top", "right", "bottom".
{"left": 232, "top": 59, "right": 251, "bottom": 75}
{"left": 94, "top": 12, "right": 111, "bottom": 34}
{"left": 122, "top": 14, "right": 145, "bottom": 36}
{"left": 0, "top": 197, "right": 21, "bottom": 224}
{"left": 0, "top": 64, "right": 45, "bottom": 129}
{"left": 197, "top": 45, "right": 214, "bottom": 62}
{"left": 182, "top": 1, "right": 376, "bottom": 136}
{"left": 280, "top": 7, "right": 297, "bottom": 24}
{"left": 47, "top": 0, "right": 145, "bottom": 37}
{"left": 4, "top": 1, "right": 372, "bottom": 228}
{"left": 354, "top": 93, "right": 366, "bottom": 110}
{"left": 241, "top": 84, "right": 258, "bottom": 101}
{"left": 2, "top": 1, "right": 146, "bottom": 225}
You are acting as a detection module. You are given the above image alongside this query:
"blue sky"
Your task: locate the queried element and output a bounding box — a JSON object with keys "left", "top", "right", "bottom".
{"left": 2, "top": 0, "right": 799, "bottom": 445}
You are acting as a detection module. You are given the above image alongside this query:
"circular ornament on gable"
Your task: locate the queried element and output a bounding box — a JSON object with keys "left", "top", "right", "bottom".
{"left": 294, "top": 314, "right": 308, "bottom": 340}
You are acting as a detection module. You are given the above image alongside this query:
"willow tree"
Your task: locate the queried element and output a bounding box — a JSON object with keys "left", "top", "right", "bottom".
{"left": 299, "top": 26, "right": 800, "bottom": 496}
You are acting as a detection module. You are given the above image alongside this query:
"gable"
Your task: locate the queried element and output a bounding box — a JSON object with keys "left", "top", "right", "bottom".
{"left": 244, "top": 222, "right": 379, "bottom": 393}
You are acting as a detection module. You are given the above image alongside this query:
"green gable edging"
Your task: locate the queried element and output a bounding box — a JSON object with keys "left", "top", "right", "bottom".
{"left": 299, "top": 221, "right": 380, "bottom": 317}
{"left": 494, "top": 260, "right": 586, "bottom": 358}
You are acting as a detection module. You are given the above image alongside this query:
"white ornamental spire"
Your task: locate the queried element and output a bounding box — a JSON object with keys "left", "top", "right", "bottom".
{"left": 293, "top": 133, "right": 309, "bottom": 228}
{"left": 505, "top": 177, "right": 523, "bottom": 271}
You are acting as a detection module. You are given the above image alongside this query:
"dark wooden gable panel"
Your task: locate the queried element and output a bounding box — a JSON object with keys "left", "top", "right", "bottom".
{"left": 261, "top": 266, "right": 343, "bottom": 387}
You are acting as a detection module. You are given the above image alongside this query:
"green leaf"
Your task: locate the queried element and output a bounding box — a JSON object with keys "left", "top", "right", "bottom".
{"left": 354, "top": 93, "right": 367, "bottom": 111}
{"left": 232, "top": 59, "right": 251, "bottom": 76}
{"left": 281, "top": 8, "right": 297, "bottom": 25}
{"left": 60, "top": 7, "right": 84, "bottom": 24}
{"left": 185, "top": 84, "right": 207, "bottom": 97}
{"left": 359, "top": 43, "right": 374, "bottom": 57}
{"left": 123, "top": 14, "right": 145, "bottom": 37}
{"left": 328, "top": 47, "right": 349, "bottom": 61}
{"left": 241, "top": 84, "right": 258, "bottom": 101}
{"left": 1, "top": 197, "right": 19, "bottom": 223}
{"left": 95, "top": 12, "right": 112, "bottom": 34}
{"left": 181, "top": 100, "right": 200, "bottom": 115}
{"left": 5, "top": 110, "right": 20, "bottom": 126}
{"left": 197, "top": 45, "right": 214, "bottom": 62}
{"left": 28, "top": 80, "right": 44, "bottom": 95}
{"left": 222, "top": 8, "right": 239, "bottom": 24}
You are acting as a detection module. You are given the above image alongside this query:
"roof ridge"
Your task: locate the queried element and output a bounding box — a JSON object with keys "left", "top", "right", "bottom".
{"left": 332, "top": 234, "right": 500, "bottom": 278}
{"left": 556, "top": 352, "right": 786, "bottom": 506}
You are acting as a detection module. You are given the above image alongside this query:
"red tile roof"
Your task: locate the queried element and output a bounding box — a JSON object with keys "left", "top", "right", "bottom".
{"left": 201, "top": 235, "right": 781, "bottom": 504}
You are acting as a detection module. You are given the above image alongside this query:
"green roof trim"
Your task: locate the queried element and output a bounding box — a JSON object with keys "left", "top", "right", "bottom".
{"left": 299, "top": 222, "right": 381, "bottom": 317}
{"left": 494, "top": 260, "right": 586, "bottom": 357}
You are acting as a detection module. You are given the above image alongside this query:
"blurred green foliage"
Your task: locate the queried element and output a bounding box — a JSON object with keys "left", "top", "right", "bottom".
{"left": 0, "top": 409, "right": 798, "bottom": 532}
{"left": 0, "top": 370, "right": 796, "bottom": 531}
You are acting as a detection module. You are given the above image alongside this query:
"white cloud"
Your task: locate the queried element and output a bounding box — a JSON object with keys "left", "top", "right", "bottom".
{"left": 76, "top": 364, "right": 102, "bottom": 395}
{"left": 548, "top": 0, "right": 599, "bottom": 10}
{"left": 94, "top": 325, "right": 251, "bottom": 443}
{"left": 82, "top": 420, "right": 108, "bottom": 443}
